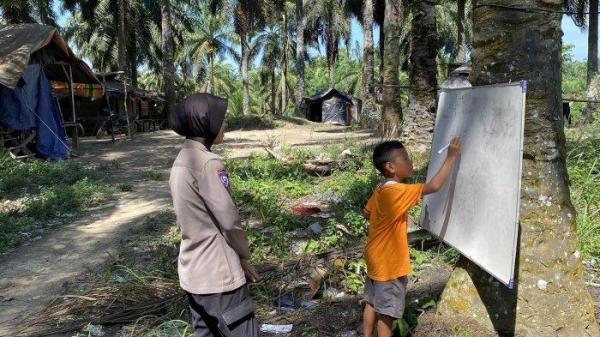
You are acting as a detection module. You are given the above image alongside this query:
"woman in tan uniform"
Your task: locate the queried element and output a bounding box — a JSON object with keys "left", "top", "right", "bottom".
{"left": 169, "top": 93, "right": 260, "bottom": 337}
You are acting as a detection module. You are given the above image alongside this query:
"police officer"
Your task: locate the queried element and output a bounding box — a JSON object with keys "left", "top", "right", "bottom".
{"left": 169, "top": 93, "right": 260, "bottom": 337}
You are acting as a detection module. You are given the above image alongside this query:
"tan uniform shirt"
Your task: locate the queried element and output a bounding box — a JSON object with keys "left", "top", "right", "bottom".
{"left": 169, "top": 139, "right": 250, "bottom": 294}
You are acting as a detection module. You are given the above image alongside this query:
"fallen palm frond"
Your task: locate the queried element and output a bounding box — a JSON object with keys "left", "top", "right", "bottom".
{"left": 13, "top": 277, "right": 183, "bottom": 337}
{"left": 15, "top": 231, "right": 438, "bottom": 337}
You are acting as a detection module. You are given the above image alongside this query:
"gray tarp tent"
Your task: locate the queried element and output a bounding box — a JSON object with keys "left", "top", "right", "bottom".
{"left": 302, "top": 88, "right": 361, "bottom": 125}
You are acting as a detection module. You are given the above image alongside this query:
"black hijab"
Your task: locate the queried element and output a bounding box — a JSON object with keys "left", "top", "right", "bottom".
{"left": 169, "top": 93, "right": 228, "bottom": 150}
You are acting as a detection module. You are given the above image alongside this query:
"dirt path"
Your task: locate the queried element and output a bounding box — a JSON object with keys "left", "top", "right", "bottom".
{"left": 0, "top": 123, "right": 376, "bottom": 336}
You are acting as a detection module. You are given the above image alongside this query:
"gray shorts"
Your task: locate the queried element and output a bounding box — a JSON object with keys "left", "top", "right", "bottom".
{"left": 364, "top": 276, "right": 408, "bottom": 319}
{"left": 187, "top": 285, "right": 259, "bottom": 337}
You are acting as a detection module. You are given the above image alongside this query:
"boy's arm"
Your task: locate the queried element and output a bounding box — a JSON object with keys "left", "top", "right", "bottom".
{"left": 423, "top": 137, "right": 461, "bottom": 195}
{"left": 363, "top": 193, "right": 375, "bottom": 219}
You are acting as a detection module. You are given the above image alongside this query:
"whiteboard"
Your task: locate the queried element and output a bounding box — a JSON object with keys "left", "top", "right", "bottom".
{"left": 419, "top": 82, "right": 526, "bottom": 287}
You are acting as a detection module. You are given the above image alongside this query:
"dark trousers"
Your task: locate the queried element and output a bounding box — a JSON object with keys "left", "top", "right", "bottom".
{"left": 187, "top": 285, "right": 259, "bottom": 337}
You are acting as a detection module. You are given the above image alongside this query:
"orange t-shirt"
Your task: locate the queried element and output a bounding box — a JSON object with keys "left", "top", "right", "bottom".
{"left": 364, "top": 182, "right": 424, "bottom": 281}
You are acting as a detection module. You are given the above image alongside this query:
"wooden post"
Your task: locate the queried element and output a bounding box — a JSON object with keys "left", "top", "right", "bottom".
{"left": 69, "top": 65, "right": 78, "bottom": 150}
{"left": 101, "top": 73, "right": 116, "bottom": 142}
{"left": 123, "top": 78, "right": 132, "bottom": 139}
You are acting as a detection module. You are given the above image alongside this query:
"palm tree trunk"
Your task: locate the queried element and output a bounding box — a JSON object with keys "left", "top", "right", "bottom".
{"left": 435, "top": 1, "right": 600, "bottom": 335}
{"left": 281, "top": 11, "right": 289, "bottom": 114}
{"left": 117, "top": 0, "right": 127, "bottom": 73}
{"left": 381, "top": 0, "right": 403, "bottom": 138}
{"left": 403, "top": 0, "right": 437, "bottom": 143}
{"left": 379, "top": 25, "right": 385, "bottom": 86}
{"left": 583, "top": 0, "right": 598, "bottom": 124}
{"left": 295, "top": 0, "right": 305, "bottom": 116}
{"left": 362, "top": 0, "right": 376, "bottom": 122}
{"left": 456, "top": 0, "right": 467, "bottom": 63}
{"left": 208, "top": 55, "right": 215, "bottom": 94}
{"left": 271, "top": 71, "right": 276, "bottom": 115}
{"left": 128, "top": 25, "right": 138, "bottom": 87}
{"left": 161, "top": 0, "right": 176, "bottom": 108}
{"left": 241, "top": 34, "right": 251, "bottom": 116}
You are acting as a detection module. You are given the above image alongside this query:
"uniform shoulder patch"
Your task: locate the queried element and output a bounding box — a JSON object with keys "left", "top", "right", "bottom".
{"left": 217, "top": 168, "right": 230, "bottom": 189}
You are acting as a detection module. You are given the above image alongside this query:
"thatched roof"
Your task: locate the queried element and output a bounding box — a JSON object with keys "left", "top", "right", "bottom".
{"left": 0, "top": 24, "right": 100, "bottom": 88}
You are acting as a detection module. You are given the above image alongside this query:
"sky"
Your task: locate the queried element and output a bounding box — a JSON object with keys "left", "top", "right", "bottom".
{"left": 562, "top": 17, "right": 588, "bottom": 60}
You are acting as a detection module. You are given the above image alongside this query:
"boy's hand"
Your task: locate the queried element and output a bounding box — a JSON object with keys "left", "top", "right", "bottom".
{"left": 241, "top": 259, "right": 260, "bottom": 283}
{"left": 447, "top": 137, "right": 461, "bottom": 160}
{"left": 423, "top": 137, "right": 462, "bottom": 195}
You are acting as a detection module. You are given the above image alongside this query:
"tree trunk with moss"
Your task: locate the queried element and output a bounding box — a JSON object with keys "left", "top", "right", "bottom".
{"left": 435, "top": 1, "right": 600, "bottom": 336}
{"left": 403, "top": 0, "right": 437, "bottom": 144}
{"left": 161, "top": 0, "right": 176, "bottom": 108}
{"left": 362, "top": 0, "right": 376, "bottom": 123}
{"left": 583, "top": 0, "right": 598, "bottom": 125}
{"left": 455, "top": 0, "right": 467, "bottom": 63}
{"left": 381, "top": 0, "right": 403, "bottom": 138}
{"left": 295, "top": 0, "right": 305, "bottom": 116}
{"left": 117, "top": 0, "right": 127, "bottom": 74}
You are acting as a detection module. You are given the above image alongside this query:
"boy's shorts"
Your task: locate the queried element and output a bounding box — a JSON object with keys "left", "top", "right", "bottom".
{"left": 364, "top": 276, "right": 408, "bottom": 319}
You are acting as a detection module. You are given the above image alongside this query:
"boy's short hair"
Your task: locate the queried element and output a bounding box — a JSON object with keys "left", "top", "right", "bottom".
{"left": 373, "top": 140, "right": 404, "bottom": 174}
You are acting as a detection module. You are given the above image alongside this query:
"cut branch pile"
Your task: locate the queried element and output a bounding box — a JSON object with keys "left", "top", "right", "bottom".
{"left": 17, "top": 231, "right": 438, "bottom": 337}
{"left": 14, "top": 278, "right": 183, "bottom": 337}
{"left": 264, "top": 147, "right": 359, "bottom": 176}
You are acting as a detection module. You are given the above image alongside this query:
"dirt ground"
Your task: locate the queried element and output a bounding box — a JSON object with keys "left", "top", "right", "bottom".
{"left": 1, "top": 122, "right": 599, "bottom": 337}
{"left": 0, "top": 122, "right": 378, "bottom": 336}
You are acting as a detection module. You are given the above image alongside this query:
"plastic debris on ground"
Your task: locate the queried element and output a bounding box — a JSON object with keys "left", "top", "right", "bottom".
{"left": 82, "top": 323, "right": 105, "bottom": 337}
{"left": 311, "top": 211, "right": 335, "bottom": 218}
{"left": 340, "top": 331, "right": 358, "bottom": 337}
{"left": 323, "top": 288, "right": 346, "bottom": 300}
{"left": 300, "top": 300, "right": 319, "bottom": 309}
{"left": 309, "top": 223, "right": 323, "bottom": 234}
{"left": 113, "top": 274, "right": 126, "bottom": 283}
{"left": 276, "top": 292, "right": 296, "bottom": 310}
{"left": 323, "top": 190, "right": 342, "bottom": 204}
{"left": 292, "top": 203, "right": 322, "bottom": 215}
{"left": 260, "top": 324, "right": 294, "bottom": 334}
{"left": 340, "top": 149, "right": 353, "bottom": 158}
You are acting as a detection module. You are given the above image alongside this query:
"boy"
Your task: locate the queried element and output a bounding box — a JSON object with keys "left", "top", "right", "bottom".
{"left": 362, "top": 137, "right": 461, "bottom": 337}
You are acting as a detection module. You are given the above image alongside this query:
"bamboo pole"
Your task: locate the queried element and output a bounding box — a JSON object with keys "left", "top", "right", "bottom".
{"left": 123, "top": 78, "right": 132, "bottom": 139}
{"left": 68, "top": 65, "right": 78, "bottom": 150}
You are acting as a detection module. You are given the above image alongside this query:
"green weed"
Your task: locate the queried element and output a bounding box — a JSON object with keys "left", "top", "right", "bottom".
{"left": 0, "top": 159, "right": 115, "bottom": 253}
{"left": 567, "top": 131, "right": 600, "bottom": 258}
{"left": 142, "top": 170, "right": 164, "bottom": 181}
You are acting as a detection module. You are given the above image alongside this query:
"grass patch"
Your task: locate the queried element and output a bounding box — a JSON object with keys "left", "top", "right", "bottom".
{"left": 142, "top": 170, "right": 165, "bottom": 181}
{"left": 226, "top": 114, "right": 283, "bottom": 131}
{"left": 0, "top": 155, "right": 115, "bottom": 253}
{"left": 567, "top": 126, "right": 600, "bottom": 259}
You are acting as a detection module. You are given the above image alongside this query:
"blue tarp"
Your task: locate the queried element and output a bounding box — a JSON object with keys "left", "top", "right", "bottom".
{"left": 0, "top": 64, "right": 68, "bottom": 159}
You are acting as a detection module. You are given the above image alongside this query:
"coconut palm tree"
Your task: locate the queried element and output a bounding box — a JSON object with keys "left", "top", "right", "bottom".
{"left": 294, "top": 0, "right": 306, "bottom": 115}
{"left": 0, "top": 0, "right": 57, "bottom": 25}
{"left": 584, "top": 0, "right": 597, "bottom": 124}
{"left": 257, "top": 25, "right": 283, "bottom": 114}
{"left": 381, "top": 0, "right": 403, "bottom": 137}
{"left": 361, "top": 0, "right": 376, "bottom": 119}
{"left": 226, "top": 0, "right": 267, "bottom": 115}
{"left": 184, "top": 9, "right": 235, "bottom": 95}
{"left": 305, "top": 0, "right": 351, "bottom": 85}
{"left": 435, "top": 1, "right": 600, "bottom": 335}
{"left": 160, "top": 0, "right": 176, "bottom": 108}
{"left": 455, "top": 0, "right": 467, "bottom": 63}
{"left": 62, "top": 0, "right": 156, "bottom": 83}
{"left": 403, "top": 0, "right": 438, "bottom": 143}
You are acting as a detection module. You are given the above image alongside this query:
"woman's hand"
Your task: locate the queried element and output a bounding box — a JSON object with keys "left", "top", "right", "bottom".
{"left": 240, "top": 259, "right": 260, "bottom": 283}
